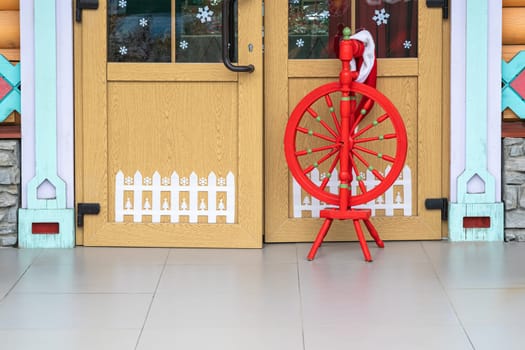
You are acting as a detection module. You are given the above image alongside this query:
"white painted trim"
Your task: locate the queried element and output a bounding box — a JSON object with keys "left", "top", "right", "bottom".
{"left": 20, "top": 0, "right": 74, "bottom": 208}
{"left": 450, "top": 0, "right": 502, "bottom": 202}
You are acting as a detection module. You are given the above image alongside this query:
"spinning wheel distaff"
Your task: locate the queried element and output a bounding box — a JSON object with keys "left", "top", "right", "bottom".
{"left": 284, "top": 28, "right": 408, "bottom": 262}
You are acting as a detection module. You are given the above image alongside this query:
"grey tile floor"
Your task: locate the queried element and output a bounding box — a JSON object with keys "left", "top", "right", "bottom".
{"left": 0, "top": 241, "right": 524, "bottom": 350}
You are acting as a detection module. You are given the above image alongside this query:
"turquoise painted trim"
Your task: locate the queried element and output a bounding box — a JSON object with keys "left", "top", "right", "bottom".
{"left": 0, "top": 55, "right": 21, "bottom": 121}
{"left": 27, "top": 0, "right": 66, "bottom": 209}
{"left": 502, "top": 51, "right": 525, "bottom": 118}
{"left": 449, "top": 203, "right": 503, "bottom": 241}
{"left": 18, "top": 209, "right": 75, "bottom": 248}
{"left": 18, "top": 0, "right": 74, "bottom": 248}
{"left": 449, "top": 0, "right": 503, "bottom": 241}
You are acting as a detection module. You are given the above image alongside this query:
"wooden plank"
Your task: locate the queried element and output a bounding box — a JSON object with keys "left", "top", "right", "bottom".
{"left": 503, "top": 0, "right": 525, "bottom": 6}
{"left": 288, "top": 58, "right": 418, "bottom": 78}
{"left": 503, "top": 108, "right": 522, "bottom": 121}
{"left": 0, "top": 11, "right": 19, "bottom": 49}
{"left": 0, "top": 48, "right": 19, "bottom": 61}
{"left": 502, "top": 8, "right": 525, "bottom": 45}
{"left": 503, "top": 45, "right": 525, "bottom": 61}
{"left": 0, "top": 125, "right": 20, "bottom": 138}
{"left": 502, "top": 121, "right": 525, "bottom": 137}
{"left": 107, "top": 63, "right": 238, "bottom": 82}
{"left": 0, "top": 0, "right": 19, "bottom": 11}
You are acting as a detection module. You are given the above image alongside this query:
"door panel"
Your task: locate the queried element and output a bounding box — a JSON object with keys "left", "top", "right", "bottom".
{"left": 76, "top": 0, "right": 263, "bottom": 247}
{"left": 265, "top": 0, "right": 443, "bottom": 242}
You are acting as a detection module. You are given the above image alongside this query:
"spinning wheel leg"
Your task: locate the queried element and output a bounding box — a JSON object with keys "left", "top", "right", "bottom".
{"left": 353, "top": 219, "right": 373, "bottom": 262}
{"left": 363, "top": 219, "right": 384, "bottom": 248}
{"left": 307, "top": 218, "right": 333, "bottom": 261}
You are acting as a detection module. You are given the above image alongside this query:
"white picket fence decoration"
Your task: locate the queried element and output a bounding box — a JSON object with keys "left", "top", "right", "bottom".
{"left": 293, "top": 165, "right": 412, "bottom": 218}
{"left": 115, "top": 171, "right": 235, "bottom": 224}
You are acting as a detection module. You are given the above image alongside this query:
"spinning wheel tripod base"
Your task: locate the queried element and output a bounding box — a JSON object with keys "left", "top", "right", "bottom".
{"left": 307, "top": 209, "right": 384, "bottom": 262}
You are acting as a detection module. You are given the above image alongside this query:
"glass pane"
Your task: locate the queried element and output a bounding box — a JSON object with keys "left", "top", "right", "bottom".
{"left": 108, "top": 0, "right": 171, "bottom": 62}
{"left": 176, "top": 1, "right": 232, "bottom": 63}
{"left": 288, "top": 0, "right": 350, "bottom": 59}
{"left": 355, "top": 0, "right": 418, "bottom": 58}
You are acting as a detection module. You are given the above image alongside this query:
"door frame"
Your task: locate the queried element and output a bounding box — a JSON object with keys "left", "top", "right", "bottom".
{"left": 263, "top": 1, "right": 451, "bottom": 242}
{"left": 74, "top": 0, "right": 263, "bottom": 247}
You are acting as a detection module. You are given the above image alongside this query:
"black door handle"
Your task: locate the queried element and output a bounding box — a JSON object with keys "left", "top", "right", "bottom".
{"left": 76, "top": 0, "right": 99, "bottom": 23}
{"left": 222, "top": 0, "right": 255, "bottom": 73}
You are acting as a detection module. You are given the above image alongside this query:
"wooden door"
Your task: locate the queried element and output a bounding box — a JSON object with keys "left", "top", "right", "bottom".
{"left": 265, "top": 1, "right": 445, "bottom": 242}
{"left": 75, "top": 0, "right": 263, "bottom": 247}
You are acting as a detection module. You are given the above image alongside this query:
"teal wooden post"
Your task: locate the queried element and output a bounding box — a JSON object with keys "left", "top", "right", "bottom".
{"left": 449, "top": 0, "right": 503, "bottom": 241}
{"left": 18, "top": 0, "right": 75, "bottom": 248}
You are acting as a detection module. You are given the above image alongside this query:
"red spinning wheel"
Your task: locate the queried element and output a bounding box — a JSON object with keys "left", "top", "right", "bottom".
{"left": 284, "top": 27, "right": 408, "bottom": 262}
{"left": 284, "top": 82, "right": 407, "bottom": 206}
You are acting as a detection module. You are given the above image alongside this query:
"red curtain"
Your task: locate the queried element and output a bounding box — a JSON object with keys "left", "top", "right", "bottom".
{"left": 355, "top": 0, "right": 418, "bottom": 58}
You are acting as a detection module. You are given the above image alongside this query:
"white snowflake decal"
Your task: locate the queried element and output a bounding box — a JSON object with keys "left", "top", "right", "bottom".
{"left": 179, "top": 40, "right": 189, "bottom": 50}
{"left": 218, "top": 177, "right": 226, "bottom": 186}
{"left": 196, "top": 6, "right": 214, "bottom": 23}
{"left": 372, "top": 8, "right": 390, "bottom": 26}
{"left": 180, "top": 177, "right": 189, "bottom": 186}
{"left": 119, "top": 46, "right": 128, "bottom": 55}
{"left": 118, "top": 0, "right": 127, "bottom": 8}
{"left": 124, "top": 176, "right": 133, "bottom": 185}
{"left": 144, "top": 177, "right": 152, "bottom": 185}
{"left": 319, "top": 10, "right": 330, "bottom": 20}
{"left": 296, "top": 38, "right": 304, "bottom": 47}
{"left": 162, "top": 177, "right": 170, "bottom": 186}
{"left": 210, "top": 0, "right": 221, "bottom": 5}
{"left": 292, "top": 0, "right": 300, "bottom": 4}
{"left": 403, "top": 40, "right": 412, "bottom": 49}
{"left": 199, "top": 177, "right": 208, "bottom": 186}
{"left": 139, "top": 18, "right": 148, "bottom": 27}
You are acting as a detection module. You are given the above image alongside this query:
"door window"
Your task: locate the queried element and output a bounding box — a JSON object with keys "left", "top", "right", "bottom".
{"left": 107, "top": 0, "right": 236, "bottom": 63}
{"left": 288, "top": 0, "right": 418, "bottom": 59}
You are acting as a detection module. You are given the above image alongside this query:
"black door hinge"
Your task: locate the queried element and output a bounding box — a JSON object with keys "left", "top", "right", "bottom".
{"left": 77, "top": 203, "right": 100, "bottom": 227}
{"left": 426, "top": 0, "right": 449, "bottom": 20}
{"left": 425, "top": 198, "right": 448, "bottom": 220}
{"left": 76, "top": 0, "right": 99, "bottom": 22}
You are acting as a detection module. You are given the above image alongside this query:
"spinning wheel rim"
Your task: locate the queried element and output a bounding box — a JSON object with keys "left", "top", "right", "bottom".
{"left": 284, "top": 81, "right": 408, "bottom": 206}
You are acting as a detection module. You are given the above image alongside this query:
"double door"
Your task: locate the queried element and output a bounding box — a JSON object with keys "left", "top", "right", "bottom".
{"left": 75, "top": 0, "right": 445, "bottom": 246}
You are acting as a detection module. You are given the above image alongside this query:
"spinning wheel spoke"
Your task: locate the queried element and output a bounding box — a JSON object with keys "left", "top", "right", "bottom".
{"left": 351, "top": 150, "right": 385, "bottom": 181}
{"left": 353, "top": 145, "right": 396, "bottom": 163}
{"left": 319, "top": 153, "right": 340, "bottom": 191}
{"left": 295, "top": 144, "right": 339, "bottom": 157}
{"left": 302, "top": 148, "right": 339, "bottom": 175}
{"left": 296, "top": 126, "right": 337, "bottom": 143}
{"left": 350, "top": 157, "right": 367, "bottom": 193}
{"left": 353, "top": 113, "right": 390, "bottom": 138}
{"left": 324, "top": 94, "right": 342, "bottom": 134}
{"left": 307, "top": 108, "right": 338, "bottom": 138}
{"left": 354, "top": 133, "right": 397, "bottom": 143}
{"left": 352, "top": 98, "right": 374, "bottom": 129}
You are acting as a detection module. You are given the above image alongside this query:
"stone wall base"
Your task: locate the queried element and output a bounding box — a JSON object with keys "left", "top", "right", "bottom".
{"left": 0, "top": 140, "right": 20, "bottom": 247}
{"left": 503, "top": 137, "right": 525, "bottom": 241}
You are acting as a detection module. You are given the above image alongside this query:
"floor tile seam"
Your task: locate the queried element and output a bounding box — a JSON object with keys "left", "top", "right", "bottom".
{"left": 295, "top": 244, "right": 307, "bottom": 350}
{"left": 0, "top": 262, "right": 34, "bottom": 303}
{"left": 27, "top": 263, "right": 168, "bottom": 267}
{"left": 163, "top": 262, "right": 299, "bottom": 266}
{"left": 420, "top": 241, "right": 476, "bottom": 350}
{"left": 0, "top": 327, "right": 143, "bottom": 331}
{"left": 446, "top": 286, "right": 525, "bottom": 291}
{"left": 135, "top": 248, "right": 171, "bottom": 350}
{"left": 8, "top": 291, "right": 156, "bottom": 295}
